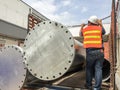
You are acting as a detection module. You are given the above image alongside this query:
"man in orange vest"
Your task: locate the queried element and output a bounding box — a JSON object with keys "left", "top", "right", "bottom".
{"left": 80, "top": 16, "right": 106, "bottom": 90}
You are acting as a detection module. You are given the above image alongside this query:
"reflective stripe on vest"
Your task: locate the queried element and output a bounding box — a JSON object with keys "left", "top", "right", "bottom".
{"left": 82, "top": 26, "right": 102, "bottom": 48}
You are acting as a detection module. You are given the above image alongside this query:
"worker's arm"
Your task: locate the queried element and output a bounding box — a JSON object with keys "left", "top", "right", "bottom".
{"left": 97, "top": 19, "right": 106, "bottom": 35}
{"left": 102, "top": 27, "right": 106, "bottom": 35}
{"left": 79, "top": 23, "right": 86, "bottom": 36}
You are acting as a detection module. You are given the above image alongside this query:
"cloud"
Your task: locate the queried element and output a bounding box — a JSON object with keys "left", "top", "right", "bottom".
{"left": 31, "top": 0, "right": 56, "bottom": 16}
{"left": 81, "top": 7, "right": 88, "bottom": 13}
{"left": 23, "top": 0, "right": 75, "bottom": 25}
{"left": 61, "top": 0, "right": 72, "bottom": 6}
{"left": 22, "top": 0, "right": 111, "bottom": 25}
{"left": 48, "top": 11, "right": 74, "bottom": 25}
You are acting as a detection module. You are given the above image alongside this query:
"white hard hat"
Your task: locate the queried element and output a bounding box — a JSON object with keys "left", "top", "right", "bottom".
{"left": 88, "top": 15, "right": 98, "bottom": 24}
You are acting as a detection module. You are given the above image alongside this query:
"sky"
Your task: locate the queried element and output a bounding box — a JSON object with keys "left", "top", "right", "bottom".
{"left": 22, "top": 0, "right": 112, "bottom": 26}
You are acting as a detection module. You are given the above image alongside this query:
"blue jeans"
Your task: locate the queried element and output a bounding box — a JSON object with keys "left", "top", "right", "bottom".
{"left": 86, "top": 50, "right": 104, "bottom": 90}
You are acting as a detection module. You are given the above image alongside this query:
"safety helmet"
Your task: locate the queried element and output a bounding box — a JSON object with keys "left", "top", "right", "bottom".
{"left": 88, "top": 15, "right": 98, "bottom": 24}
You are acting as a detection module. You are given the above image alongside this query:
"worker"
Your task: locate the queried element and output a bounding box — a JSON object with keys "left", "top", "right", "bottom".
{"left": 80, "top": 15, "right": 106, "bottom": 90}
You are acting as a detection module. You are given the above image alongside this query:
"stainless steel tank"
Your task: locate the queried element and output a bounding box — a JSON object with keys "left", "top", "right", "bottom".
{"left": 0, "top": 45, "right": 26, "bottom": 90}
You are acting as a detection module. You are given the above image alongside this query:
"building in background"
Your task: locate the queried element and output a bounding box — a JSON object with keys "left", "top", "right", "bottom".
{"left": 0, "top": 0, "right": 49, "bottom": 47}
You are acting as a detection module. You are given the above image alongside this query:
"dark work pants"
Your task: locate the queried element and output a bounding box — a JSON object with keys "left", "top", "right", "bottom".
{"left": 86, "top": 50, "right": 104, "bottom": 90}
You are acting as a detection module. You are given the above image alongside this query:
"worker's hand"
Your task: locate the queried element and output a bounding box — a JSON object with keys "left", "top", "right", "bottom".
{"left": 81, "top": 23, "right": 86, "bottom": 28}
{"left": 80, "top": 23, "right": 86, "bottom": 36}
{"left": 97, "top": 19, "right": 102, "bottom": 26}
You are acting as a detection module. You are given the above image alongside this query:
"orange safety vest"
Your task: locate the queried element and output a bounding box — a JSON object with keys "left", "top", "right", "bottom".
{"left": 82, "top": 25, "right": 102, "bottom": 48}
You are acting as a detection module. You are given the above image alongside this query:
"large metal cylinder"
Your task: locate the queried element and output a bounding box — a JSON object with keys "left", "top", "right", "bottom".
{"left": 102, "top": 59, "right": 110, "bottom": 81}
{"left": 0, "top": 45, "right": 26, "bottom": 90}
{"left": 23, "top": 21, "right": 86, "bottom": 81}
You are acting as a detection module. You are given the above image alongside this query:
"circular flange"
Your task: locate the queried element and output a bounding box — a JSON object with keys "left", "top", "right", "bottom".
{"left": 23, "top": 21, "right": 75, "bottom": 81}
{"left": 0, "top": 45, "right": 26, "bottom": 90}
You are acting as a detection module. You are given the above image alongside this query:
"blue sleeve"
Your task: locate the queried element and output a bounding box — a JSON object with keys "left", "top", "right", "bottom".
{"left": 102, "top": 27, "right": 106, "bottom": 35}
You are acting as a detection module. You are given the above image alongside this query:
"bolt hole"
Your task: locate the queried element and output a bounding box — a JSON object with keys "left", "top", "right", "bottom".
{"left": 68, "top": 61, "right": 71, "bottom": 63}
{"left": 24, "top": 58, "right": 26, "bottom": 60}
{"left": 55, "top": 23, "right": 58, "bottom": 26}
{"left": 66, "top": 31, "right": 68, "bottom": 33}
{"left": 23, "top": 62, "right": 25, "bottom": 64}
{"left": 61, "top": 26, "right": 63, "bottom": 28}
{"left": 64, "top": 67, "right": 67, "bottom": 70}
{"left": 59, "top": 73, "right": 62, "bottom": 75}
{"left": 15, "top": 48, "right": 18, "bottom": 50}
{"left": 69, "top": 37, "right": 72, "bottom": 39}
{"left": 23, "top": 52, "right": 26, "bottom": 55}
{"left": 53, "top": 76, "right": 55, "bottom": 78}
{"left": 28, "top": 33, "right": 31, "bottom": 35}
{"left": 71, "top": 45, "right": 73, "bottom": 47}
{"left": 34, "top": 73, "right": 37, "bottom": 76}
{"left": 43, "top": 22, "right": 45, "bottom": 24}
{"left": 49, "top": 22, "right": 52, "bottom": 24}
{"left": 46, "top": 77, "right": 49, "bottom": 79}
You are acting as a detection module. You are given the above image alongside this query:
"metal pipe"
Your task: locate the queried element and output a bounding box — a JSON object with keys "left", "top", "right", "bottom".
{"left": 0, "top": 45, "right": 26, "bottom": 90}
{"left": 102, "top": 59, "right": 110, "bottom": 82}
{"left": 23, "top": 21, "right": 79, "bottom": 81}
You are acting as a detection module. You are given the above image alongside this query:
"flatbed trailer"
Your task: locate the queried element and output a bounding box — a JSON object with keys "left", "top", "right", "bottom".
{"left": 22, "top": 71, "right": 110, "bottom": 90}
